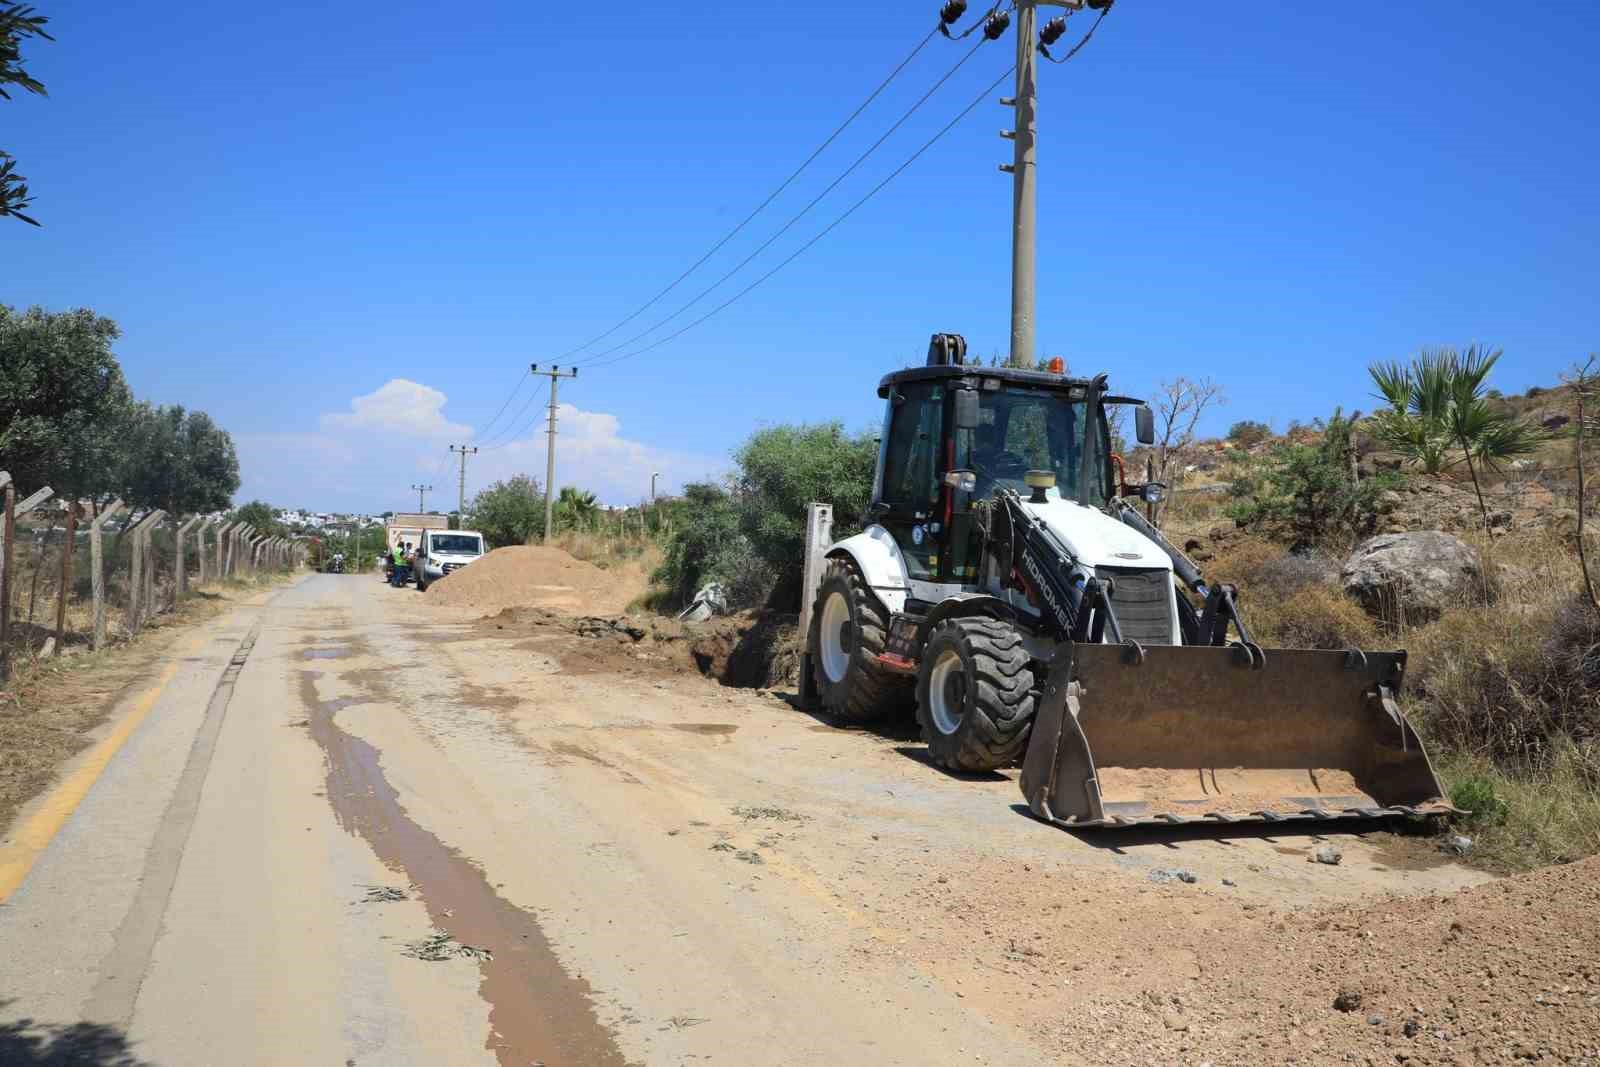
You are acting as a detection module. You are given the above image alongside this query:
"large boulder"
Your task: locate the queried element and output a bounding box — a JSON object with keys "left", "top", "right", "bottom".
{"left": 1340, "top": 531, "right": 1484, "bottom": 624}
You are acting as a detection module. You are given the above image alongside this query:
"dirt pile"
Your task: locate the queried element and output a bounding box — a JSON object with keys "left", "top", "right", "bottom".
{"left": 424, "top": 546, "right": 640, "bottom": 615}
{"left": 476, "top": 606, "right": 800, "bottom": 689}
{"left": 907, "top": 853, "right": 1599, "bottom": 1066}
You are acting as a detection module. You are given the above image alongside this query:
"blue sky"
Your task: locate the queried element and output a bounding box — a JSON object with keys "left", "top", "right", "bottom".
{"left": 8, "top": 1, "right": 1597, "bottom": 512}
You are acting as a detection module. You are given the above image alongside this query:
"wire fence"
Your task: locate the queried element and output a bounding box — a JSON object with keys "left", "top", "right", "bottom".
{"left": 0, "top": 480, "right": 303, "bottom": 680}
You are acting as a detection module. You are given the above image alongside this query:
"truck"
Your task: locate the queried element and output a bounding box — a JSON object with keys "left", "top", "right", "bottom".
{"left": 412, "top": 528, "right": 487, "bottom": 592}
{"left": 383, "top": 513, "right": 448, "bottom": 584}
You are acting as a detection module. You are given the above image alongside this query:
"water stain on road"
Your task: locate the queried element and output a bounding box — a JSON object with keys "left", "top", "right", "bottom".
{"left": 298, "top": 668, "right": 630, "bottom": 1067}
{"left": 670, "top": 723, "right": 738, "bottom": 736}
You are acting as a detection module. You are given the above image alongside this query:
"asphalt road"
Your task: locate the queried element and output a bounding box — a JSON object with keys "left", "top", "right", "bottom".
{"left": 0, "top": 573, "right": 1487, "bottom": 1066}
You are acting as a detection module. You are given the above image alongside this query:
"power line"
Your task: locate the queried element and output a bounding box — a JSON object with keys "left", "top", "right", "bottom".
{"left": 580, "top": 63, "right": 1021, "bottom": 371}
{"left": 480, "top": 379, "right": 552, "bottom": 451}
{"left": 553, "top": 22, "right": 944, "bottom": 363}
{"left": 471, "top": 366, "right": 532, "bottom": 443}
{"left": 475, "top": 373, "right": 549, "bottom": 449}
{"left": 573, "top": 30, "right": 997, "bottom": 367}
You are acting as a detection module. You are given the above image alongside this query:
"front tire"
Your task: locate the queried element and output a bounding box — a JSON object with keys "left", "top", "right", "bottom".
{"left": 916, "top": 616, "right": 1036, "bottom": 771}
{"left": 808, "top": 559, "right": 912, "bottom": 722}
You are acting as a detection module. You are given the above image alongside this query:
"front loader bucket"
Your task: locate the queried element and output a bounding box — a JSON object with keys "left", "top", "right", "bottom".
{"left": 1019, "top": 643, "right": 1453, "bottom": 828}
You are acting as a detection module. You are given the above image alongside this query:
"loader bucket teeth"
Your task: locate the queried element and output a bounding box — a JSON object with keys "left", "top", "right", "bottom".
{"left": 1019, "top": 643, "right": 1455, "bottom": 829}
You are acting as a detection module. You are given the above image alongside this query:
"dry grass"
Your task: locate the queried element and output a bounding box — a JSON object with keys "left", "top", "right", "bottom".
{"left": 1439, "top": 745, "right": 1600, "bottom": 873}
{"left": 1201, "top": 525, "right": 1600, "bottom": 872}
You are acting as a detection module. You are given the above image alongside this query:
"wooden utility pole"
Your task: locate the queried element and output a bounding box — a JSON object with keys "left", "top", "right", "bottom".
{"left": 532, "top": 363, "right": 578, "bottom": 543}
{"left": 90, "top": 500, "right": 125, "bottom": 651}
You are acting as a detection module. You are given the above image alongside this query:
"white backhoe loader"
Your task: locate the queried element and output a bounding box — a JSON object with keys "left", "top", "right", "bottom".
{"left": 805, "top": 333, "right": 1452, "bottom": 828}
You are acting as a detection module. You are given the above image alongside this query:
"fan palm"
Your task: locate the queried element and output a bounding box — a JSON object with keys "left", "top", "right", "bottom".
{"left": 554, "top": 486, "right": 600, "bottom": 531}
{"left": 1367, "top": 346, "right": 1545, "bottom": 525}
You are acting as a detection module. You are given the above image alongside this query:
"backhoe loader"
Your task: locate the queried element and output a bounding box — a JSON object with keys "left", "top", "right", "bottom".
{"left": 806, "top": 333, "right": 1452, "bottom": 827}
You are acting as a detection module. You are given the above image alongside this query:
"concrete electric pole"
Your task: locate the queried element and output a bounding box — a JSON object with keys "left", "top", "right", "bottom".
{"left": 411, "top": 483, "right": 433, "bottom": 512}
{"left": 1003, "top": 0, "right": 1099, "bottom": 368}
{"left": 533, "top": 363, "right": 578, "bottom": 544}
{"left": 449, "top": 445, "right": 478, "bottom": 519}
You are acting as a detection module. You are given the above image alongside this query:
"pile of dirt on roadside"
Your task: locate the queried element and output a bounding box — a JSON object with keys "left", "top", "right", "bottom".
{"left": 477, "top": 606, "right": 800, "bottom": 689}
{"left": 424, "top": 546, "right": 640, "bottom": 615}
{"left": 900, "top": 853, "right": 1599, "bottom": 1066}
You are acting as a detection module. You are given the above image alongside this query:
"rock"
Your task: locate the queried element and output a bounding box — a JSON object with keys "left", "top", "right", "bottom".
{"left": 1334, "top": 989, "right": 1364, "bottom": 1012}
{"left": 1443, "top": 834, "right": 1474, "bottom": 856}
{"left": 1162, "top": 1012, "right": 1189, "bottom": 1032}
{"left": 1149, "top": 868, "right": 1198, "bottom": 885}
{"left": 1340, "top": 532, "right": 1484, "bottom": 624}
{"left": 1221, "top": 877, "right": 1237, "bottom": 887}
{"left": 1403, "top": 1020, "right": 1421, "bottom": 1038}
{"left": 1311, "top": 845, "right": 1343, "bottom": 866}
{"left": 1368, "top": 1014, "right": 1385, "bottom": 1026}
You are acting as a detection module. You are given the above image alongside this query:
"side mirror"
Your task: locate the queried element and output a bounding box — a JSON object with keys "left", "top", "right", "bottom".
{"left": 1135, "top": 405, "right": 1155, "bottom": 445}
{"left": 954, "top": 389, "right": 979, "bottom": 430}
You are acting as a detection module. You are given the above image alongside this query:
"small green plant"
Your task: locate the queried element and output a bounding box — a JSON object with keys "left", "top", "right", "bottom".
{"left": 1449, "top": 773, "right": 1507, "bottom": 825}
{"left": 1227, "top": 409, "right": 1398, "bottom": 550}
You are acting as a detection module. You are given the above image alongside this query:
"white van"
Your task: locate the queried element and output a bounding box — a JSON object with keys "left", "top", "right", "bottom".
{"left": 414, "top": 529, "right": 487, "bottom": 591}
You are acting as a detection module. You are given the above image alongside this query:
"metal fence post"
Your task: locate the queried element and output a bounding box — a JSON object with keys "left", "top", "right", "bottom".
{"left": 796, "top": 502, "right": 834, "bottom": 708}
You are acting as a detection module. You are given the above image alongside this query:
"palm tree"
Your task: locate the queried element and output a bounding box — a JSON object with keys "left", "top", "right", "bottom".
{"left": 1368, "top": 346, "right": 1546, "bottom": 525}
{"left": 554, "top": 486, "right": 600, "bottom": 531}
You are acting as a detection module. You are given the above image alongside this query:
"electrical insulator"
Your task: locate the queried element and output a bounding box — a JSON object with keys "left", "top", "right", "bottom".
{"left": 939, "top": 0, "right": 967, "bottom": 27}
{"left": 983, "top": 9, "right": 1010, "bottom": 40}
{"left": 1087, "top": 0, "right": 1113, "bottom": 9}
{"left": 1039, "top": 15, "right": 1067, "bottom": 47}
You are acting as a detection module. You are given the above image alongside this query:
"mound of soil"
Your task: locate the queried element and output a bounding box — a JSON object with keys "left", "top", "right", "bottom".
{"left": 425, "top": 546, "right": 638, "bottom": 615}
{"left": 929, "top": 853, "right": 1600, "bottom": 1065}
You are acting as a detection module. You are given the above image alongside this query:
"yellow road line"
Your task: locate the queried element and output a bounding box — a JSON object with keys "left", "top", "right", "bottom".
{"left": 0, "top": 634, "right": 206, "bottom": 902}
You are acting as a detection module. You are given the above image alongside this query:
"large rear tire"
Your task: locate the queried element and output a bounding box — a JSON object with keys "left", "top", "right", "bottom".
{"left": 916, "top": 616, "right": 1036, "bottom": 771}
{"left": 808, "top": 558, "right": 912, "bottom": 722}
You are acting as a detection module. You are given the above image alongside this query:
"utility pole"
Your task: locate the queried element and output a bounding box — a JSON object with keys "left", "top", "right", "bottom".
{"left": 533, "top": 363, "right": 578, "bottom": 543}
{"left": 1001, "top": 0, "right": 1094, "bottom": 368}
{"left": 449, "top": 445, "right": 478, "bottom": 519}
{"left": 411, "top": 483, "right": 433, "bottom": 512}
{"left": 651, "top": 472, "right": 660, "bottom": 505}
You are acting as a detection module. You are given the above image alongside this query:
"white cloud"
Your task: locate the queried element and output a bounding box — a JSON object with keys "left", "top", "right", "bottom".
{"left": 322, "top": 379, "right": 471, "bottom": 440}
{"left": 234, "top": 381, "right": 723, "bottom": 513}
{"left": 472, "top": 403, "right": 725, "bottom": 507}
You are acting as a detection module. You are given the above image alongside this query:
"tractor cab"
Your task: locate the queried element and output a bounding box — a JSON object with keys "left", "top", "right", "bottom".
{"left": 871, "top": 333, "right": 1151, "bottom": 590}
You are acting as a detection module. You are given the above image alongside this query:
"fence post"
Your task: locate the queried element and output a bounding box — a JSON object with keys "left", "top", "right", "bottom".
{"left": 0, "top": 474, "right": 13, "bottom": 678}
{"left": 195, "top": 519, "right": 209, "bottom": 586}
{"left": 223, "top": 523, "right": 238, "bottom": 577}
{"left": 90, "top": 500, "right": 125, "bottom": 651}
{"left": 216, "top": 521, "right": 230, "bottom": 578}
{"left": 796, "top": 502, "right": 834, "bottom": 709}
{"left": 123, "top": 510, "right": 165, "bottom": 634}
{"left": 50, "top": 502, "right": 80, "bottom": 657}
{"left": 144, "top": 513, "right": 162, "bottom": 620}
{"left": 126, "top": 515, "right": 145, "bottom": 634}
{"left": 176, "top": 516, "right": 200, "bottom": 598}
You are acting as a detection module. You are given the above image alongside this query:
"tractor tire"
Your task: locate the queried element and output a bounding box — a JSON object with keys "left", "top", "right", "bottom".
{"left": 916, "top": 616, "right": 1036, "bottom": 772}
{"left": 808, "top": 558, "right": 912, "bottom": 722}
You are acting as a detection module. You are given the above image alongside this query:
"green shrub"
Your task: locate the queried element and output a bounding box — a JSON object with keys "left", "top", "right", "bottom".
{"left": 465, "top": 475, "right": 545, "bottom": 548}
{"left": 1227, "top": 409, "right": 1399, "bottom": 550}
{"left": 1448, "top": 773, "right": 1507, "bottom": 825}
{"left": 654, "top": 422, "right": 877, "bottom": 611}
{"left": 1226, "top": 420, "right": 1271, "bottom": 448}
